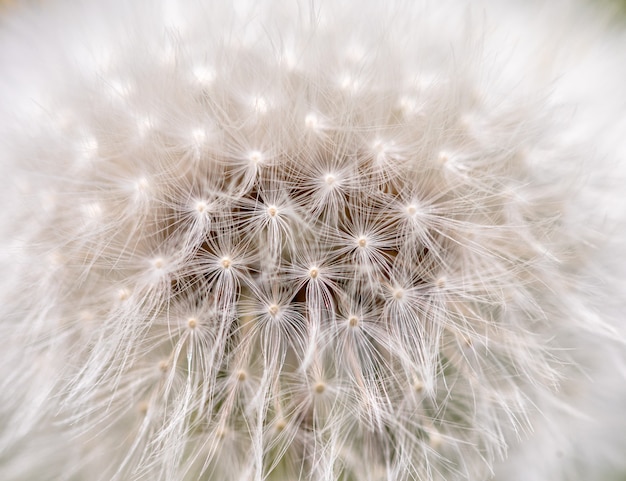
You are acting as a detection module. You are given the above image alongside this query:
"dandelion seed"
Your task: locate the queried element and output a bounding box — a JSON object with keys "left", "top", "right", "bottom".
{"left": 267, "top": 205, "right": 278, "bottom": 218}
{"left": 138, "top": 401, "right": 149, "bottom": 415}
{"left": 405, "top": 204, "right": 419, "bottom": 217}
{"left": 309, "top": 267, "right": 319, "bottom": 279}
{"left": 274, "top": 418, "right": 287, "bottom": 432}
{"left": 117, "top": 288, "right": 130, "bottom": 302}
{"left": 195, "top": 201, "right": 208, "bottom": 213}
{"left": 305, "top": 112, "right": 319, "bottom": 129}
{"left": 192, "top": 65, "right": 215, "bottom": 85}
{"left": 251, "top": 96, "right": 268, "bottom": 114}
{"left": 191, "top": 128, "right": 207, "bottom": 145}
{"left": 220, "top": 257, "right": 231, "bottom": 270}
{"left": 268, "top": 304, "right": 279, "bottom": 317}
{"left": 152, "top": 257, "right": 165, "bottom": 270}
{"left": 392, "top": 287, "right": 405, "bottom": 301}
{"left": 136, "top": 116, "right": 154, "bottom": 137}
{"left": 248, "top": 150, "right": 264, "bottom": 166}
{"left": 413, "top": 379, "right": 424, "bottom": 392}
{"left": 135, "top": 177, "right": 150, "bottom": 194}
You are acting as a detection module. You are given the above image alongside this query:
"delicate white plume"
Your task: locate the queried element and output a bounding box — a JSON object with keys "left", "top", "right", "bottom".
{"left": 0, "top": 1, "right": 625, "bottom": 480}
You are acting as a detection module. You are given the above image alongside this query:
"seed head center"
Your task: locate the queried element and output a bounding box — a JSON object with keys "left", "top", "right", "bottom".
{"left": 248, "top": 150, "right": 263, "bottom": 165}
{"left": 305, "top": 113, "right": 318, "bottom": 129}
{"left": 152, "top": 257, "right": 165, "bottom": 270}
{"left": 314, "top": 382, "right": 326, "bottom": 394}
{"left": 268, "top": 304, "right": 279, "bottom": 316}
{"left": 195, "top": 201, "right": 208, "bottom": 213}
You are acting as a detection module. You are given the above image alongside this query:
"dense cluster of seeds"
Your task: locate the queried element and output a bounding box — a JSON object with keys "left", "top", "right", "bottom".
{"left": 0, "top": 2, "right": 601, "bottom": 481}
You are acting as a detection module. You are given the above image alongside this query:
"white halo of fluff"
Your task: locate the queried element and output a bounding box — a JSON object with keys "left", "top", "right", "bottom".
{"left": 0, "top": 1, "right": 625, "bottom": 481}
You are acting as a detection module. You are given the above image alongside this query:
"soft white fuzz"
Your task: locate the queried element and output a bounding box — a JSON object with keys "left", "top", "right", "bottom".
{"left": 1, "top": 1, "right": 625, "bottom": 480}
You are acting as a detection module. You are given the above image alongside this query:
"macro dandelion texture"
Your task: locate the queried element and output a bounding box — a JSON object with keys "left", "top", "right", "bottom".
{"left": 1, "top": 0, "right": 626, "bottom": 480}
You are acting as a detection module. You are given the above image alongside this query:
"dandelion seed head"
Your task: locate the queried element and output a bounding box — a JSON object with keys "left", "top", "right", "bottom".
{"left": 1, "top": 1, "right": 625, "bottom": 481}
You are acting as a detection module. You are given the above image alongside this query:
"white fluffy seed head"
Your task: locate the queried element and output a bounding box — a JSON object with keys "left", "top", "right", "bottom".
{"left": 1, "top": 1, "right": 625, "bottom": 481}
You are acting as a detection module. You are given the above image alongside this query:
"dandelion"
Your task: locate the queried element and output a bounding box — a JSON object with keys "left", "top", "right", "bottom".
{"left": 1, "top": 0, "right": 626, "bottom": 481}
